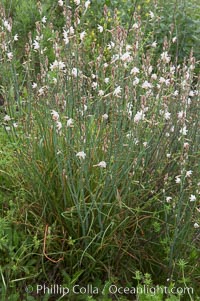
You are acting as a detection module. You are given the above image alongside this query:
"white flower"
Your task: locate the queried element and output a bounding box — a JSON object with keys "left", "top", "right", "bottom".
{"left": 175, "top": 176, "right": 181, "bottom": 184}
{"left": 161, "top": 51, "right": 170, "bottom": 63}
{"left": 13, "top": 122, "right": 18, "bottom": 128}
{"left": 170, "top": 126, "right": 174, "bottom": 132}
{"left": 127, "top": 102, "right": 133, "bottom": 119}
{"left": 58, "top": 0, "right": 63, "bottom": 6}
{"left": 4, "top": 115, "right": 11, "bottom": 122}
{"left": 107, "top": 41, "right": 115, "bottom": 50}
{"left": 74, "top": 0, "right": 80, "bottom": 5}
{"left": 133, "top": 23, "right": 139, "bottom": 29}
{"left": 102, "top": 113, "right": 108, "bottom": 120}
{"left": 111, "top": 54, "right": 120, "bottom": 63}
{"left": 127, "top": 108, "right": 132, "bottom": 120}
{"left": 151, "top": 41, "right": 157, "bottom": 48}
{"left": 177, "top": 110, "right": 184, "bottom": 119}
{"left": 165, "top": 79, "right": 170, "bottom": 86}
{"left": 180, "top": 126, "right": 188, "bottom": 136}
{"left": 58, "top": 61, "right": 65, "bottom": 70}
{"left": 133, "top": 77, "right": 140, "bottom": 86}
{"left": 60, "top": 61, "right": 66, "bottom": 71}
{"left": 184, "top": 142, "right": 189, "bottom": 149}
{"left": 151, "top": 73, "right": 157, "bottom": 80}
{"left": 121, "top": 52, "right": 132, "bottom": 62}
{"left": 174, "top": 90, "right": 179, "bottom": 96}
{"left": 131, "top": 67, "right": 140, "bottom": 75}
{"left": 186, "top": 170, "right": 192, "bottom": 178}
{"left": 93, "top": 161, "right": 107, "bottom": 168}
{"left": 35, "top": 35, "right": 42, "bottom": 41}
{"left": 181, "top": 80, "right": 187, "bottom": 88}
{"left": 113, "top": 86, "right": 122, "bottom": 97}
{"left": 85, "top": 0, "right": 91, "bottom": 9}
{"left": 172, "top": 36, "right": 177, "bottom": 43}
{"left": 92, "top": 82, "right": 98, "bottom": 89}
{"left": 3, "top": 20, "right": 12, "bottom": 32}
{"left": 72, "top": 67, "right": 78, "bottom": 77}
{"left": 79, "top": 104, "right": 87, "bottom": 116}
{"left": 56, "top": 121, "right": 62, "bottom": 131}
{"left": 38, "top": 87, "right": 45, "bottom": 96}
{"left": 7, "top": 52, "right": 13, "bottom": 61}
{"left": 166, "top": 197, "right": 172, "bottom": 203}
{"left": 189, "top": 90, "right": 195, "bottom": 97}
{"left": 80, "top": 31, "right": 86, "bottom": 41}
{"left": 32, "top": 82, "right": 37, "bottom": 89}
{"left": 67, "top": 118, "right": 74, "bottom": 127}
{"left": 33, "top": 40, "right": 40, "bottom": 50}
{"left": 50, "top": 60, "right": 65, "bottom": 71}
{"left": 186, "top": 97, "right": 192, "bottom": 105}
{"left": 126, "top": 44, "right": 132, "bottom": 51}
{"left": 57, "top": 150, "right": 62, "bottom": 155}
{"left": 63, "top": 36, "right": 69, "bottom": 45}
{"left": 50, "top": 61, "right": 58, "bottom": 71}
{"left": 159, "top": 77, "right": 166, "bottom": 84}
{"left": 194, "top": 223, "right": 199, "bottom": 228}
{"left": 97, "top": 24, "right": 103, "bottom": 33}
{"left": 42, "top": 16, "right": 47, "bottom": 24}
{"left": 142, "top": 81, "right": 152, "bottom": 89}
{"left": 148, "top": 66, "right": 153, "bottom": 75}
{"left": 14, "top": 34, "right": 19, "bottom": 41}
{"left": 134, "top": 110, "right": 145, "bottom": 123}
{"left": 98, "top": 90, "right": 104, "bottom": 96}
{"left": 104, "top": 77, "right": 109, "bottom": 84}
{"left": 76, "top": 151, "right": 86, "bottom": 159}
{"left": 63, "top": 30, "right": 69, "bottom": 45}
{"left": 149, "top": 11, "right": 154, "bottom": 19}
{"left": 164, "top": 112, "right": 171, "bottom": 120}
{"left": 69, "top": 26, "right": 74, "bottom": 35}
{"left": 189, "top": 194, "right": 196, "bottom": 202}
{"left": 189, "top": 64, "right": 195, "bottom": 70}
{"left": 51, "top": 110, "right": 59, "bottom": 121}
{"left": 170, "top": 66, "right": 176, "bottom": 74}
{"left": 166, "top": 153, "right": 171, "bottom": 158}
{"left": 126, "top": 131, "right": 133, "bottom": 139}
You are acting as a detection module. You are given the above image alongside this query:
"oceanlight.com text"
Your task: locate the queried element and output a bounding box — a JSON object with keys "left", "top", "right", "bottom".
{"left": 108, "top": 284, "right": 194, "bottom": 296}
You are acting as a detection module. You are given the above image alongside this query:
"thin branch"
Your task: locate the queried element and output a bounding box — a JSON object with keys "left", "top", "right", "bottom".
{"left": 43, "top": 224, "right": 64, "bottom": 263}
